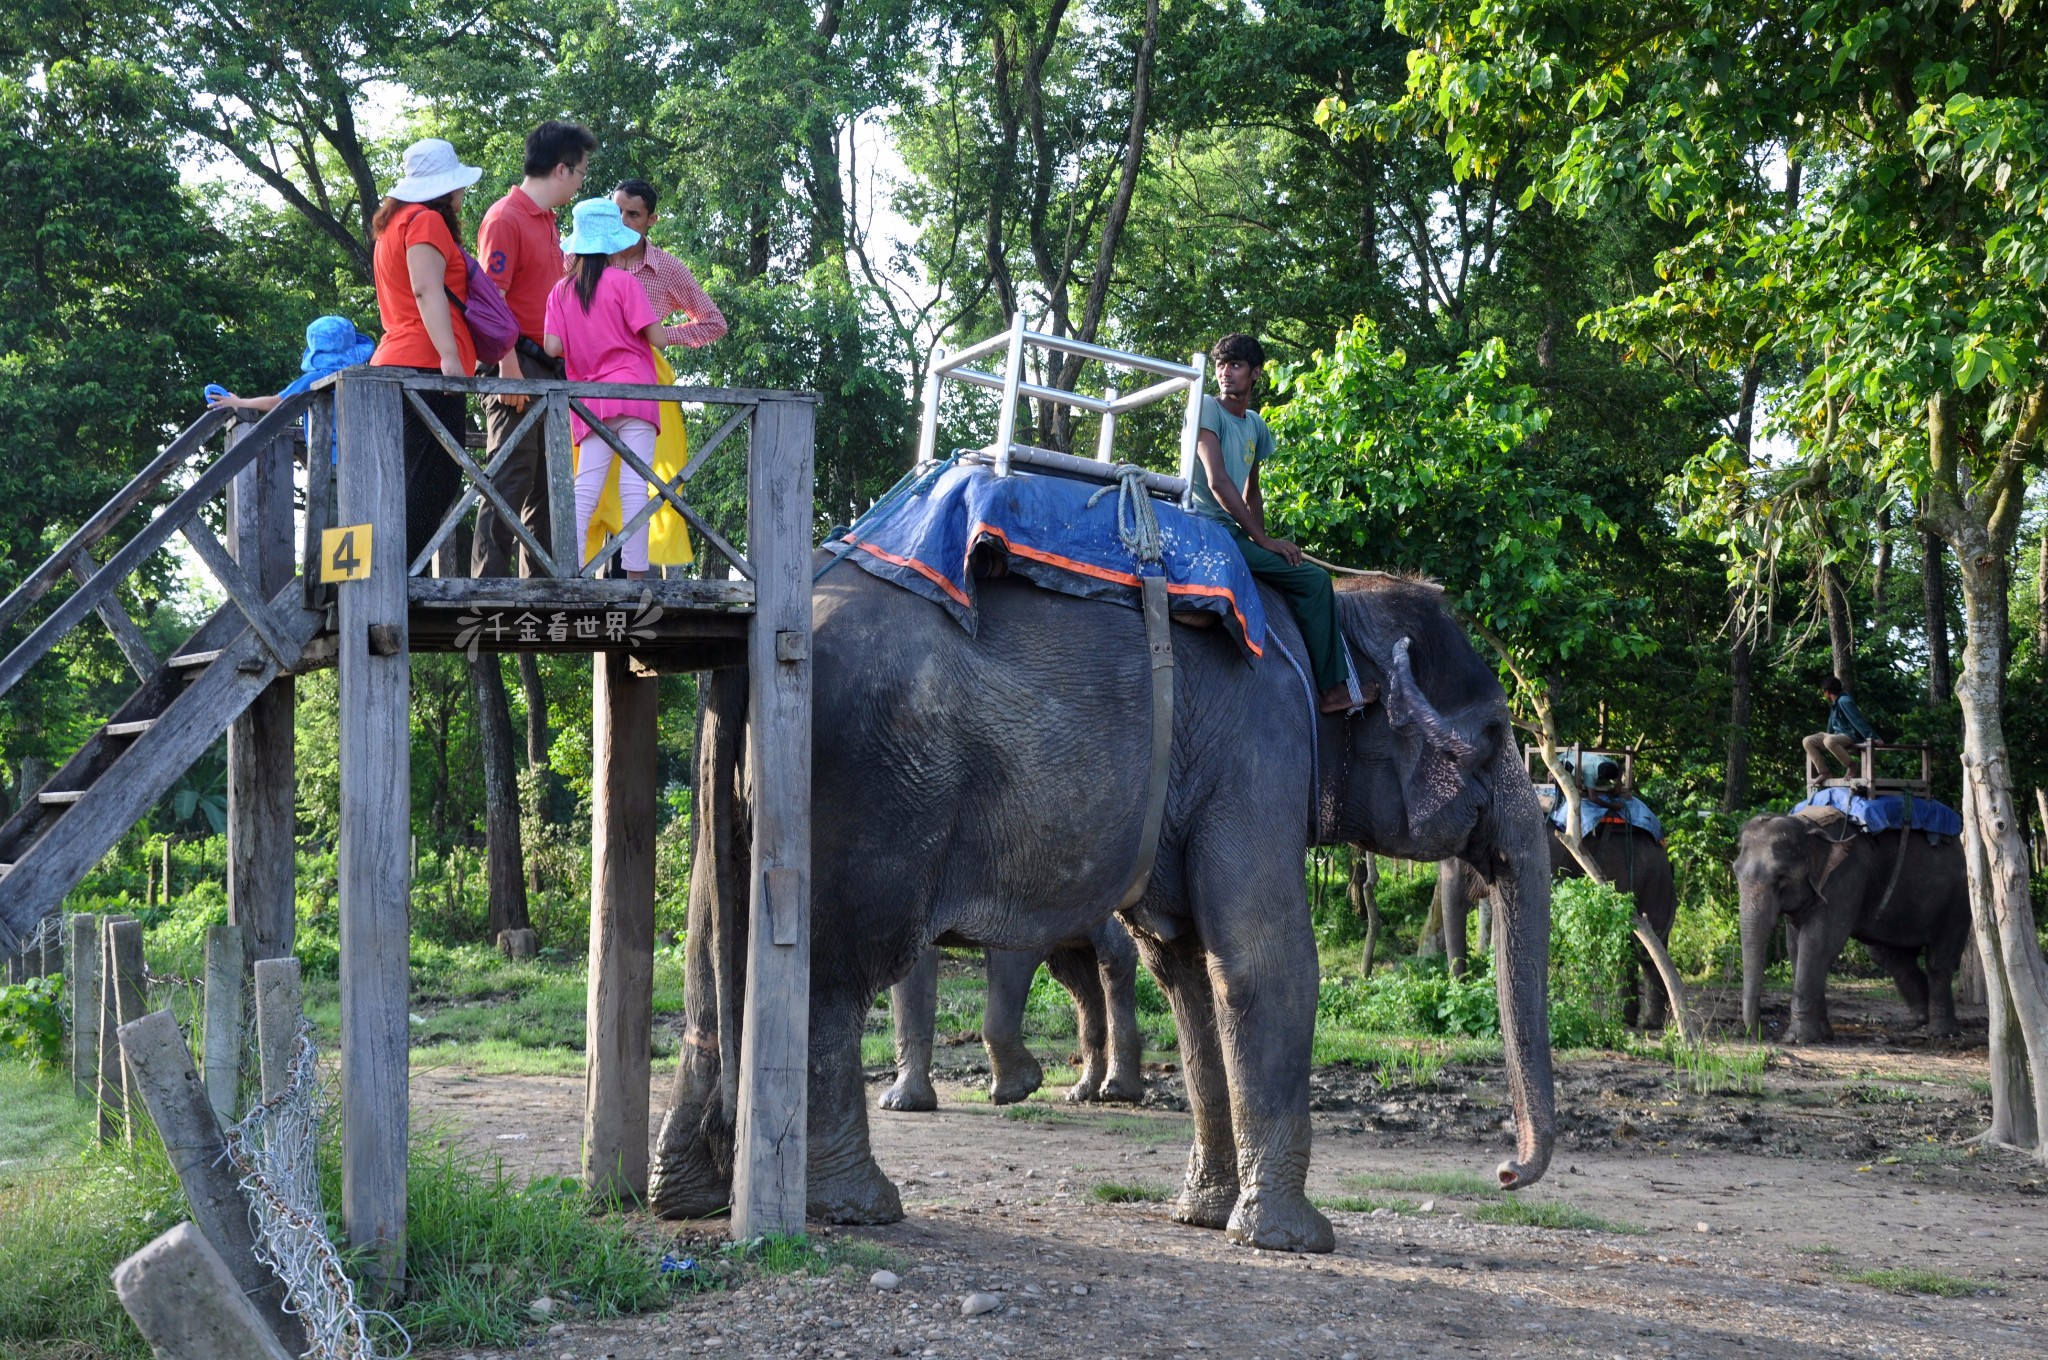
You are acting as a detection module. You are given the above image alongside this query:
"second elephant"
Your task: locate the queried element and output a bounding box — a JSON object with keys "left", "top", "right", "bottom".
{"left": 880, "top": 916, "right": 1145, "bottom": 1111}
{"left": 1440, "top": 819, "right": 1677, "bottom": 1028}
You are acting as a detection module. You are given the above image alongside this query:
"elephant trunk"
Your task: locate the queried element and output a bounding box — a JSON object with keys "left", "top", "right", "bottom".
{"left": 1488, "top": 766, "right": 1555, "bottom": 1190}
{"left": 1739, "top": 887, "right": 1774, "bottom": 1040}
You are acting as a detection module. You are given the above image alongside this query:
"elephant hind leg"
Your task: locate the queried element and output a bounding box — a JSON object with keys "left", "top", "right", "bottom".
{"left": 1047, "top": 941, "right": 1110, "bottom": 1102}
{"left": 982, "top": 948, "right": 1046, "bottom": 1105}
{"left": 1093, "top": 919, "right": 1146, "bottom": 1103}
{"left": 1922, "top": 913, "right": 1969, "bottom": 1039}
{"left": 1131, "top": 928, "right": 1239, "bottom": 1230}
{"left": 1866, "top": 940, "right": 1931, "bottom": 1030}
{"left": 879, "top": 946, "right": 940, "bottom": 1113}
{"left": 808, "top": 990, "right": 905, "bottom": 1225}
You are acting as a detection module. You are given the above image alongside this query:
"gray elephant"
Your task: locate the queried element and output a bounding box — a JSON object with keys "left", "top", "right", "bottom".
{"left": 651, "top": 565, "right": 1555, "bottom": 1253}
{"left": 1441, "top": 817, "right": 1677, "bottom": 1028}
{"left": 1736, "top": 809, "right": 1971, "bottom": 1043}
{"left": 878, "top": 916, "right": 1145, "bottom": 1112}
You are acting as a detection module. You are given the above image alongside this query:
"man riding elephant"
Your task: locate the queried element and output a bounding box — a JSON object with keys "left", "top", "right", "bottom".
{"left": 648, "top": 544, "right": 1558, "bottom": 1251}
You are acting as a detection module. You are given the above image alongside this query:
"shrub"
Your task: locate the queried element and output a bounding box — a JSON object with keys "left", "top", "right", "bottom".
{"left": 1548, "top": 878, "right": 1636, "bottom": 1048}
{"left": 0, "top": 976, "right": 67, "bottom": 1069}
{"left": 1319, "top": 957, "right": 1499, "bottom": 1039}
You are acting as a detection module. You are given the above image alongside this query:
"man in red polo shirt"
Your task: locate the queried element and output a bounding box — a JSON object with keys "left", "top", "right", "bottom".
{"left": 472, "top": 119, "right": 597, "bottom": 577}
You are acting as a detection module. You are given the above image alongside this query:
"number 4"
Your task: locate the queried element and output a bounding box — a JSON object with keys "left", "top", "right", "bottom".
{"left": 320, "top": 524, "right": 373, "bottom": 582}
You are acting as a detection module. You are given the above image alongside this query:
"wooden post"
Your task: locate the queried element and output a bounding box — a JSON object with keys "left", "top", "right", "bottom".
{"left": 583, "top": 651, "right": 658, "bottom": 1204}
{"left": 102, "top": 917, "right": 145, "bottom": 1144}
{"left": 70, "top": 912, "right": 100, "bottom": 1098}
{"left": 112, "top": 1222, "right": 296, "bottom": 1360}
{"left": 228, "top": 419, "right": 297, "bottom": 962}
{"left": 202, "top": 924, "right": 246, "bottom": 1123}
{"left": 544, "top": 391, "right": 577, "bottom": 578}
{"left": 335, "top": 370, "right": 412, "bottom": 1299}
{"left": 732, "top": 395, "right": 816, "bottom": 1238}
{"left": 253, "top": 956, "right": 303, "bottom": 1104}
{"left": 162, "top": 839, "right": 172, "bottom": 906}
{"left": 117, "top": 1009, "right": 301, "bottom": 1354}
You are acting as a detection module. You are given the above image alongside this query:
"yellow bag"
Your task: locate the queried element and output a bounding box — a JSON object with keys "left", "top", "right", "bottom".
{"left": 570, "top": 348, "right": 695, "bottom": 567}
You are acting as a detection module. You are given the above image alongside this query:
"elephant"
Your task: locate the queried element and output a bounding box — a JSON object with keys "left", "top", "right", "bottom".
{"left": 877, "top": 915, "right": 1145, "bottom": 1112}
{"left": 1736, "top": 809, "right": 1971, "bottom": 1043}
{"left": 650, "top": 561, "right": 1555, "bottom": 1253}
{"left": 1440, "top": 815, "right": 1678, "bottom": 1028}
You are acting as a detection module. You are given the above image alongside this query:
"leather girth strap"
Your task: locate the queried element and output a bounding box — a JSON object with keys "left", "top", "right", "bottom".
{"left": 1117, "top": 575, "right": 1176, "bottom": 911}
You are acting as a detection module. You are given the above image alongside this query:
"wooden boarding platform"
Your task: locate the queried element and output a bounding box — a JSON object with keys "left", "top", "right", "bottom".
{"left": 1806, "top": 740, "right": 1935, "bottom": 798}
{"left": 0, "top": 367, "right": 817, "bottom": 1300}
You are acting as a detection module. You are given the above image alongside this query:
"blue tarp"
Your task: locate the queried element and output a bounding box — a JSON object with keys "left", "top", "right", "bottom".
{"left": 1791, "top": 786, "right": 1962, "bottom": 839}
{"left": 827, "top": 461, "right": 1266, "bottom": 657}
{"left": 1537, "top": 786, "right": 1664, "bottom": 842}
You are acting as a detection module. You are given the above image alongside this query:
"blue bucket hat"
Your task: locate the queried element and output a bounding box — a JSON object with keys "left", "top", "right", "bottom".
{"left": 560, "top": 197, "right": 642, "bottom": 258}
{"left": 302, "top": 316, "right": 377, "bottom": 373}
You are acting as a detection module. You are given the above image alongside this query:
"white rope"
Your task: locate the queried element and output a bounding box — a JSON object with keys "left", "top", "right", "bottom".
{"left": 1086, "top": 464, "right": 1164, "bottom": 564}
{"left": 222, "top": 1020, "right": 409, "bottom": 1360}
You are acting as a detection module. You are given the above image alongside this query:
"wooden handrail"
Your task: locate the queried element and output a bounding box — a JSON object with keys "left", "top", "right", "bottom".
{"left": 382, "top": 372, "right": 812, "bottom": 405}
{"left": 0, "top": 393, "right": 314, "bottom": 703}
{"left": 0, "top": 406, "right": 235, "bottom": 638}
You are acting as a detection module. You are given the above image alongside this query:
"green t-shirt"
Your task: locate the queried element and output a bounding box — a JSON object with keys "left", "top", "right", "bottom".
{"left": 1188, "top": 394, "right": 1276, "bottom": 526}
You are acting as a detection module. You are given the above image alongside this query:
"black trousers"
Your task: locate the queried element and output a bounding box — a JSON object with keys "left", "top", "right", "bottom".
{"left": 390, "top": 374, "right": 467, "bottom": 570}
{"left": 472, "top": 348, "right": 565, "bottom": 577}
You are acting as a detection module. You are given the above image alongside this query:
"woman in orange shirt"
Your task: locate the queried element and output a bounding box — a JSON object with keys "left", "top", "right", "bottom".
{"left": 370, "top": 138, "right": 482, "bottom": 567}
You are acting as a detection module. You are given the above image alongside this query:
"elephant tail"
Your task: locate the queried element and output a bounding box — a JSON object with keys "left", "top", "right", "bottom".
{"left": 651, "top": 666, "right": 751, "bottom": 1218}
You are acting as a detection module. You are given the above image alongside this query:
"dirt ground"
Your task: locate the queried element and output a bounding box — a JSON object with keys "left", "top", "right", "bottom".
{"left": 410, "top": 984, "right": 2046, "bottom": 1360}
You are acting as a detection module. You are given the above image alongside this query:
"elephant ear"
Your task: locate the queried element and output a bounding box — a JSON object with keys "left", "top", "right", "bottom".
{"left": 1378, "top": 635, "right": 1478, "bottom": 836}
{"left": 1807, "top": 832, "right": 1854, "bottom": 901}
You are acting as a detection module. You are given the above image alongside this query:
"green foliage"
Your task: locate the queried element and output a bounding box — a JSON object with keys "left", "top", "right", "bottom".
{"left": 1547, "top": 878, "right": 1636, "bottom": 1049}
{"left": 1663, "top": 811, "right": 1747, "bottom": 981}
{"left": 0, "top": 975, "right": 66, "bottom": 1069}
{"left": 1663, "top": 1033, "right": 1770, "bottom": 1097}
{"left": 1090, "top": 1180, "right": 1171, "bottom": 1204}
{"left": 1320, "top": 957, "right": 1501, "bottom": 1040}
{"left": 1830, "top": 1267, "right": 1987, "bottom": 1299}
{"left": 1344, "top": 1169, "right": 1502, "bottom": 1199}
{"left": 1315, "top": 1193, "right": 1419, "bottom": 1215}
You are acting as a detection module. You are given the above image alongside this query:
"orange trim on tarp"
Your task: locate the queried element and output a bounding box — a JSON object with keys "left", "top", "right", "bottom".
{"left": 970, "top": 521, "right": 1263, "bottom": 656}
{"left": 843, "top": 533, "right": 973, "bottom": 609}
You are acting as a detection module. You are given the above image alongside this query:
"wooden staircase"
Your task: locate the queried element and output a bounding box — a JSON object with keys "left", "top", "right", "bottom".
{"left": 0, "top": 396, "right": 322, "bottom": 953}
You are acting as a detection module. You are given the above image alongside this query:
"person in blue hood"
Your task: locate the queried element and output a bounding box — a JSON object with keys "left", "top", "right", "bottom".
{"left": 207, "top": 316, "right": 377, "bottom": 461}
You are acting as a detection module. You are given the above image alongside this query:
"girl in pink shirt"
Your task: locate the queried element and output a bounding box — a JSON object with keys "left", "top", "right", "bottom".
{"left": 543, "top": 197, "right": 663, "bottom": 577}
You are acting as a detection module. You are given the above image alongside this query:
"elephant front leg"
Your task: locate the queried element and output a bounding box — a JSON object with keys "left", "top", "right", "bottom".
{"left": 879, "top": 946, "right": 940, "bottom": 1112}
{"left": 808, "top": 996, "right": 906, "bottom": 1224}
{"left": 1209, "top": 911, "right": 1333, "bottom": 1253}
{"left": 982, "top": 948, "right": 1046, "bottom": 1104}
{"left": 650, "top": 1032, "right": 734, "bottom": 1219}
{"left": 1788, "top": 918, "right": 1840, "bottom": 1044}
{"left": 1093, "top": 921, "right": 1146, "bottom": 1103}
{"left": 1133, "top": 930, "right": 1239, "bottom": 1229}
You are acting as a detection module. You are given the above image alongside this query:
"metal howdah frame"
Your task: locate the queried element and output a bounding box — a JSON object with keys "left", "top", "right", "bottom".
{"left": 917, "top": 313, "right": 1207, "bottom": 503}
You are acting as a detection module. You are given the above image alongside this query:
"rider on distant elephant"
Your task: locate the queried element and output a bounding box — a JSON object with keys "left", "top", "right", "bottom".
{"left": 1193, "top": 333, "right": 1359, "bottom": 714}
{"left": 1803, "top": 675, "right": 1880, "bottom": 779}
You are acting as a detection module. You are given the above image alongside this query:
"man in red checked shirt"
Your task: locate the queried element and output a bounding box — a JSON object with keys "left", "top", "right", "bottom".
{"left": 610, "top": 179, "right": 727, "bottom": 348}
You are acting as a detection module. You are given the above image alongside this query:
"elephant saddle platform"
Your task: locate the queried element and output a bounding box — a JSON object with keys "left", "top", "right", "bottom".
{"left": 824, "top": 460, "right": 1267, "bottom": 657}
{"left": 1792, "top": 787, "right": 1963, "bottom": 842}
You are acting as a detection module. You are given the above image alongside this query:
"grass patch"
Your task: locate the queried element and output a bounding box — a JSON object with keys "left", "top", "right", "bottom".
{"left": 1343, "top": 1169, "right": 1502, "bottom": 1199}
{"left": 1664, "top": 1037, "right": 1770, "bottom": 1096}
{"left": 0, "top": 1060, "right": 95, "bottom": 1168}
{"left": 1468, "top": 1197, "right": 1642, "bottom": 1234}
{"left": 1101, "top": 1116, "right": 1192, "bottom": 1145}
{"left": 1844, "top": 1082, "right": 1917, "bottom": 1105}
{"left": 1315, "top": 1194, "right": 1418, "bottom": 1214}
{"left": 1313, "top": 1029, "right": 1501, "bottom": 1070}
{"left": 1831, "top": 1267, "right": 1986, "bottom": 1297}
{"left": 1090, "top": 1180, "right": 1171, "bottom": 1203}
{"left": 861, "top": 1033, "right": 896, "bottom": 1067}
{"left": 1793, "top": 1243, "right": 1841, "bottom": 1256}
{"left": 719, "top": 1232, "right": 901, "bottom": 1279}
{"left": 998, "top": 1103, "right": 1072, "bottom": 1124}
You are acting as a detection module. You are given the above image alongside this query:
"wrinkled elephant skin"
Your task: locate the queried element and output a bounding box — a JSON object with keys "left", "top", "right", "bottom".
{"left": 651, "top": 567, "right": 1556, "bottom": 1250}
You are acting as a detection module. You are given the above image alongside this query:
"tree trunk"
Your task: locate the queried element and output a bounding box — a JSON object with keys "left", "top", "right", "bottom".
{"left": 468, "top": 653, "right": 531, "bottom": 940}
{"left": 1823, "top": 560, "right": 1855, "bottom": 688}
{"left": 1349, "top": 850, "right": 1380, "bottom": 975}
{"left": 2039, "top": 527, "right": 2048, "bottom": 663}
{"left": 1947, "top": 515, "right": 2048, "bottom": 1157}
{"left": 1873, "top": 508, "right": 1891, "bottom": 614}
{"left": 1924, "top": 529, "right": 1952, "bottom": 705}
{"left": 1723, "top": 362, "right": 1762, "bottom": 810}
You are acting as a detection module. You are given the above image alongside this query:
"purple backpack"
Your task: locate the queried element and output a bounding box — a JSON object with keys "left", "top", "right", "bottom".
{"left": 447, "top": 250, "right": 520, "bottom": 366}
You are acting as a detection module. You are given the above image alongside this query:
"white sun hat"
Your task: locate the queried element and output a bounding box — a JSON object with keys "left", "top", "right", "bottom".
{"left": 388, "top": 138, "right": 483, "bottom": 203}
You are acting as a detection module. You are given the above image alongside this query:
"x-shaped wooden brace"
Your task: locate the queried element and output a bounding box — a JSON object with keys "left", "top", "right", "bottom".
{"left": 403, "top": 388, "right": 560, "bottom": 577}
{"left": 566, "top": 397, "right": 754, "bottom": 580}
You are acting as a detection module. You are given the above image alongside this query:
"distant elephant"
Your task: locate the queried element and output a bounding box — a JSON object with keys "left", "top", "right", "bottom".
{"left": 1440, "top": 817, "right": 1677, "bottom": 1028}
{"left": 1736, "top": 810, "right": 1971, "bottom": 1043}
{"left": 652, "top": 566, "right": 1555, "bottom": 1254}
{"left": 878, "top": 916, "right": 1145, "bottom": 1112}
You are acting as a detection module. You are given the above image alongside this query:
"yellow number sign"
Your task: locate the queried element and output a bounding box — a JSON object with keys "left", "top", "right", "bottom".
{"left": 321, "top": 524, "right": 373, "bottom": 583}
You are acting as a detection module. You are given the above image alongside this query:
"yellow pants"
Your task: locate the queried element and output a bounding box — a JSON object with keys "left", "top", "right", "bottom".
{"left": 572, "top": 348, "right": 695, "bottom": 566}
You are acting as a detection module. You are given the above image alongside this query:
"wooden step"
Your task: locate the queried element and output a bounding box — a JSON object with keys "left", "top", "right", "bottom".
{"left": 105, "top": 719, "right": 157, "bottom": 736}
{"left": 37, "top": 790, "right": 86, "bottom": 806}
{"left": 166, "top": 650, "right": 223, "bottom": 669}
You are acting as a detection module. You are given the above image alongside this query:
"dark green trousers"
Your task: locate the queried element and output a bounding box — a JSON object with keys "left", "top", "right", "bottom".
{"left": 1229, "top": 526, "right": 1347, "bottom": 691}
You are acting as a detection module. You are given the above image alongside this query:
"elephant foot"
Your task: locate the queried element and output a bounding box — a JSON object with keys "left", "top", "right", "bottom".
{"left": 1093, "top": 1070, "right": 1144, "bottom": 1103}
{"left": 1925, "top": 1016, "right": 1961, "bottom": 1040}
{"left": 1786, "top": 1022, "right": 1833, "bottom": 1045}
{"left": 1064, "top": 1074, "right": 1103, "bottom": 1103}
{"left": 808, "top": 1158, "right": 906, "bottom": 1225}
{"left": 1172, "top": 1178, "right": 1240, "bottom": 1231}
{"left": 649, "top": 1142, "right": 732, "bottom": 1221}
{"left": 878, "top": 1075, "right": 938, "bottom": 1112}
{"left": 989, "top": 1054, "right": 1044, "bottom": 1106}
{"left": 1225, "top": 1188, "right": 1335, "bottom": 1253}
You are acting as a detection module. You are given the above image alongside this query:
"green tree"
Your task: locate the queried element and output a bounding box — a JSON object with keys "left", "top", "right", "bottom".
{"left": 1383, "top": 0, "right": 2048, "bottom": 1155}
